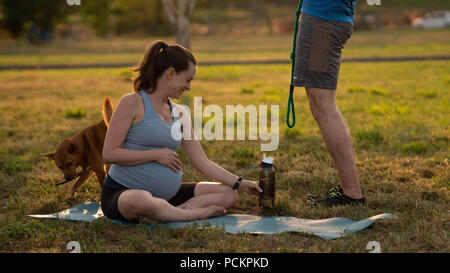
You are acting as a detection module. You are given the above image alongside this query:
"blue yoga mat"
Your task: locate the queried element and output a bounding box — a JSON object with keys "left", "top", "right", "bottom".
{"left": 28, "top": 202, "right": 393, "bottom": 240}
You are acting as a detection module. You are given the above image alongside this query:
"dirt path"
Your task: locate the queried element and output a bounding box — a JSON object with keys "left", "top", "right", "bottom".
{"left": 0, "top": 55, "right": 449, "bottom": 70}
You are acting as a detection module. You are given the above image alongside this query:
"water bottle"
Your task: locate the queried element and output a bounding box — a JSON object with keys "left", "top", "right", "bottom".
{"left": 258, "top": 157, "right": 275, "bottom": 209}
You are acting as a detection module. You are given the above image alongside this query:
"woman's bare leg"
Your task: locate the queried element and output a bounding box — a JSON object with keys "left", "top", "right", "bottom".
{"left": 176, "top": 182, "right": 237, "bottom": 209}
{"left": 117, "top": 189, "right": 225, "bottom": 223}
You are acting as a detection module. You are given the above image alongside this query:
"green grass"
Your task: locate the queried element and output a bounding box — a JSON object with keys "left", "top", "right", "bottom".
{"left": 0, "top": 36, "right": 449, "bottom": 253}
{"left": 401, "top": 142, "right": 429, "bottom": 154}
{"left": 354, "top": 128, "right": 384, "bottom": 146}
{"left": 64, "top": 108, "right": 87, "bottom": 119}
{"left": 0, "top": 29, "right": 449, "bottom": 65}
{"left": 240, "top": 87, "right": 254, "bottom": 94}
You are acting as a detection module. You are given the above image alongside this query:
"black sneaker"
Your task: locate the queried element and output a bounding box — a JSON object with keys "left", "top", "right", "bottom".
{"left": 307, "top": 191, "right": 366, "bottom": 207}
{"left": 307, "top": 185, "right": 343, "bottom": 201}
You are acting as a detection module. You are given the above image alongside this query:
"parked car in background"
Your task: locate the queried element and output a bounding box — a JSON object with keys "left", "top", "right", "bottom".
{"left": 412, "top": 11, "right": 450, "bottom": 29}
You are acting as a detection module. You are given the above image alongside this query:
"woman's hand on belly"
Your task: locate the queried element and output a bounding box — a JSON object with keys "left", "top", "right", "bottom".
{"left": 154, "top": 148, "right": 182, "bottom": 173}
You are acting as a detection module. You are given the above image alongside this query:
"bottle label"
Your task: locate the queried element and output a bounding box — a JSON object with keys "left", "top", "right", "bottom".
{"left": 259, "top": 198, "right": 274, "bottom": 209}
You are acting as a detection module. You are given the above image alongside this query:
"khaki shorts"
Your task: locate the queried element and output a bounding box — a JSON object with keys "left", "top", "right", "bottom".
{"left": 293, "top": 12, "right": 353, "bottom": 90}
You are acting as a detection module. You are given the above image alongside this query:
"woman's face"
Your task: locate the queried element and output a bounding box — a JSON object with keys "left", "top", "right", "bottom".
{"left": 168, "top": 61, "right": 196, "bottom": 99}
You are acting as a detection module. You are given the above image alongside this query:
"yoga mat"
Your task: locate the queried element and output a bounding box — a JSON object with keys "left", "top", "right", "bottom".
{"left": 29, "top": 202, "right": 394, "bottom": 240}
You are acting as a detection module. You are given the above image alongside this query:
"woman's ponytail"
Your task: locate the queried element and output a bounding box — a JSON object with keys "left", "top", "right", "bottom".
{"left": 131, "top": 40, "right": 196, "bottom": 93}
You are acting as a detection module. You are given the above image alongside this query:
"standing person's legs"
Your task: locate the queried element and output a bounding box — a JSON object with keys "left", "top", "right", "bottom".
{"left": 305, "top": 87, "right": 362, "bottom": 199}
{"left": 291, "top": 13, "right": 364, "bottom": 205}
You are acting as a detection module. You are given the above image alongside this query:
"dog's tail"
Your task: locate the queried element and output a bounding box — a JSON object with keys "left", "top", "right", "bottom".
{"left": 103, "top": 96, "right": 114, "bottom": 127}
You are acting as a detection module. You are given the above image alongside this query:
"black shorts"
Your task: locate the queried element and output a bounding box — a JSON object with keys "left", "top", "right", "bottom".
{"left": 100, "top": 175, "right": 198, "bottom": 222}
{"left": 293, "top": 12, "right": 353, "bottom": 90}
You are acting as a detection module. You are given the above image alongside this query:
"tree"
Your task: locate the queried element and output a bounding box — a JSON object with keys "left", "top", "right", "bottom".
{"left": 160, "top": 0, "right": 198, "bottom": 48}
{"left": 81, "top": 0, "right": 111, "bottom": 37}
{"left": 111, "top": 0, "right": 170, "bottom": 36}
{"left": 0, "top": 0, "right": 69, "bottom": 42}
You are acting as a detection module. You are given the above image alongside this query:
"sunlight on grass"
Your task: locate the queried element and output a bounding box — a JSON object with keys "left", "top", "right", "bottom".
{"left": 0, "top": 56, "right": 449, "bottom": 252}
{"left": 401, "top": 141, "right": 429, "bottom": 154}
{"left": 64, "top": 108, "right": 87, "bottom": 119}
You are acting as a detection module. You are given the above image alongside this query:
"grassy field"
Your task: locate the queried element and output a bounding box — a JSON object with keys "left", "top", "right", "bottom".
{"left": 1, "top": 29, "right": 450, "bottom": 65}
{"left": 0, "top": 32, "right": 449, "bottom": 253}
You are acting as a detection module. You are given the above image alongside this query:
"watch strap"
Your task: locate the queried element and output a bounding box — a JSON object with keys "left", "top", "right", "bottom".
{"left": 233, "top": 177, "right": 243, "bottom": 190}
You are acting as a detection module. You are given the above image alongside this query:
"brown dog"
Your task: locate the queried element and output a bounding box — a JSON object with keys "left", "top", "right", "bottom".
{"left": 43, "top": 96, "right": 114, "bottom": 198}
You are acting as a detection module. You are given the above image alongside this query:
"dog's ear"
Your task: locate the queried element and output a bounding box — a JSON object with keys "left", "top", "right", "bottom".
{"left": 42, "top": 152, "right": 56, "bottom": 159}
{"left": 68, "top": 142, "right": 76, "bottom": 154}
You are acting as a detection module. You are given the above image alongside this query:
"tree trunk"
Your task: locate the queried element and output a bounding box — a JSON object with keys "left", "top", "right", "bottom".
{"left": 176, "top": 0, "right": 190, "bottom": 48}
{"left": 161, "top": 0, "right": 197, "bottom": 49}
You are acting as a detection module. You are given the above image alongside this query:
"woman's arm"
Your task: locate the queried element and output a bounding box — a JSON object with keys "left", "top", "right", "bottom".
{"left": 180, "top": 136, "right": 234, "bottom": 185}
{"left": 103, "top": 93, "right": 181, "bottom": 172}
{"left": 178, "top": 106, "right": 262, "bottom": 195}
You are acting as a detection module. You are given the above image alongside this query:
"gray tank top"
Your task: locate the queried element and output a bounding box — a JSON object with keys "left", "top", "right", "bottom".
{"left": 108, "top": 90, "right": 183, "bottom": 200}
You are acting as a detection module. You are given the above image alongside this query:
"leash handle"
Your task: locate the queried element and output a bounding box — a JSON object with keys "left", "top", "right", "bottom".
{"left": 287, "top": 85, "right": 296, "bottom": 128}
{"left": 286, "top": 0, "right": 303, "bottom": 128}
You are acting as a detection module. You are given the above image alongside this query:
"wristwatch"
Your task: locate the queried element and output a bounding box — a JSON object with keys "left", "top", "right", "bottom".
{"left": 233, "top": 177, "right": 243, "bottom": 190}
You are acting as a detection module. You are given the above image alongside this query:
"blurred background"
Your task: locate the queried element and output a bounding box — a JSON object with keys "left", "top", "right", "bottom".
{"left": 1, "top": 0, "right": 450, "bottom": 40}
{"left": 1, "top": 0, "right": 449, "bottom": 51}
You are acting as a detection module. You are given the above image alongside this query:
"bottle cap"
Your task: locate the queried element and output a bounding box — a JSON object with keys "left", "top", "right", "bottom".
{"left": 261, "top": 157, "right": 274, "bottom": 167}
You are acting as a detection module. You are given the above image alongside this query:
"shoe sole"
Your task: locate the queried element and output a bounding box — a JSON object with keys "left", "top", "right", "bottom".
{"left": 307, "top": 187, "right": 343, "bottom": 202}
{"left": 307, "top": 199, "right": 366, "bottom": 207}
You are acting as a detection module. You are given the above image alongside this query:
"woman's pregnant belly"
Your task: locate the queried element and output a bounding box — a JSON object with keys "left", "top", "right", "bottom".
{"left": 108, "top": 162, "right": 183, "bottom": 200}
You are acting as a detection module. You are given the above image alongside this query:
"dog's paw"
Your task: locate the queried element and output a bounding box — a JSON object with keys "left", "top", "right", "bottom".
{"left": 70, "top": 191, "right": 78, "bottom": 199}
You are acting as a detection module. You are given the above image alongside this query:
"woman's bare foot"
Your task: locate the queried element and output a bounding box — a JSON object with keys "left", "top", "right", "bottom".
{"left": 138, "top": 205, "right": 224, "bottom": 223}
{"left": 195, "top": 205, "right": 226, "bottom": 220}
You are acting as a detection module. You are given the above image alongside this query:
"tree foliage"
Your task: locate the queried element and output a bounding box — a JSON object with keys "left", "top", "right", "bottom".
{"left": 0, "top": 0, "right": 69, "bottom": 38}
{"left": 111, "top": 0, "right": 170, "bottom": 36}
{"left": 80, "top": 0, "right": 111, "bottom": 37}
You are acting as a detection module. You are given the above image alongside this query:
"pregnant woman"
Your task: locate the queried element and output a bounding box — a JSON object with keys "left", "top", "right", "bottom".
{"left": 101, "top": 40, "right": 262, "bottom": 223}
